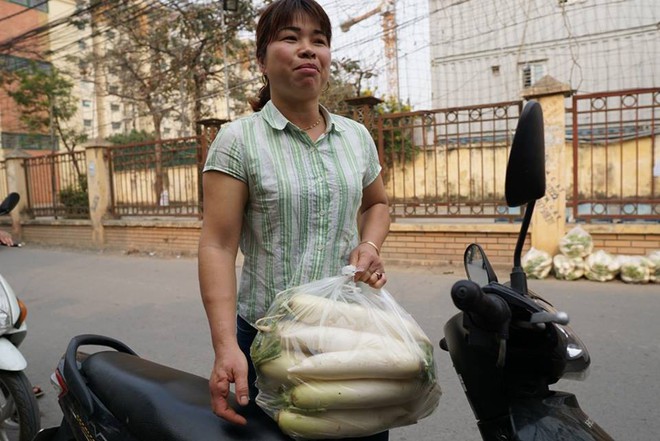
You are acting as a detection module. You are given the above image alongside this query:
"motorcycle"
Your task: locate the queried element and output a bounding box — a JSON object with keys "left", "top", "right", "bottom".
{"left": 34, "top": 101, "right": 614, "bottom": 441}
{"left": 0, "top": 193, "right": 41, "bottom": 441}
{"left": 440, "top": 101, "right": 614, "bottom": 440}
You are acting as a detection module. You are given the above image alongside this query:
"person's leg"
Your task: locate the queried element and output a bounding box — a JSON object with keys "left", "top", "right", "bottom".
{"left": 236, "top": 315, "right": 259, "bottom": 400}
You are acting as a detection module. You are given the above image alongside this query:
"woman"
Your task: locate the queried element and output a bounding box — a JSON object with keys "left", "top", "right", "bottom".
{"left": 198, "top": 0, "right": 390, "bottom": 438}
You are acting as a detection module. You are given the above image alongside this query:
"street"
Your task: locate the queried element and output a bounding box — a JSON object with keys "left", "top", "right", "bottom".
{"left": 1, "top": 246, "right": 658, "bottom": 440}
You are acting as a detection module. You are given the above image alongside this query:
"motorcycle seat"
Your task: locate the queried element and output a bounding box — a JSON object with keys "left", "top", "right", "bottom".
{"left": 81, "top": 351, "right": 291, "bottom": 441}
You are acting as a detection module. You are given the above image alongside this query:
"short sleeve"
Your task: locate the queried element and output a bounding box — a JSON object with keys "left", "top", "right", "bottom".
{"left": 360, "top": 124, "right": 382, "bottom": 188}
{"left": 203, "top": 122, "right": 247, "bottom": 183}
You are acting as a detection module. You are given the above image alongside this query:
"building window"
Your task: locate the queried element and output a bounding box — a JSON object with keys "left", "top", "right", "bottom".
{"left": 520, "top": 61, "right": 547, "bottom": 88}
{"left": 111, "top": 103, "right": 121, "bottom": 112}
{"left": 8, "top": 1, "right": 48, "bottom": 12}
{"left": 108, "top": 85, "right": 119, "bottom": 94}
{"left": 83, "top": 119, "right": 93, "bottom": 127}
{"left": 111, "top": 122, "right": 122, "bottom": 130}
{"left": 491, "top": 65, "right": 500, "bottom": 76}
{"left": 82, "top": 100, "right": 92, "bottom": 108}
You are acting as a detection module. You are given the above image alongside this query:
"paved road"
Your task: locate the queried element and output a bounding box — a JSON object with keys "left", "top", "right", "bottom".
{"left": 1, "top": 246, "right": 658, "bottom": 440}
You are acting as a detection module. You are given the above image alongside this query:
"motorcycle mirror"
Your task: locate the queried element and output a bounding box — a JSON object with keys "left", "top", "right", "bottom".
{"left": 464, "top": 244, "right": 498, "bottom": 286}
{"left": 505, "top": 101, "right": 546, "bottom": 295}
{"left": 0, "top": 193, "right": 20, "bottom": 216}
{"left": 505, "top": 101, "right": 545, "bottom": 207}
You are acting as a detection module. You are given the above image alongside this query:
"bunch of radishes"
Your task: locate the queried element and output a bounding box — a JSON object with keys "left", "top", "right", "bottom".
{"left": 251, "top": 281, "right": 440, "bottom": 440}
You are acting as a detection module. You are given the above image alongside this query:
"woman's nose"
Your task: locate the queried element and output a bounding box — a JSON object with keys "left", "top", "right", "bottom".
{"left": 298, "top": 41, "right": 316, "bottom": 58}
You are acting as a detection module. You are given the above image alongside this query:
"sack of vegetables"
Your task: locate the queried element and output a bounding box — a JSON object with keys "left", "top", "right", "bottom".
{"left": 250, "top": 266, "right": 440, "bottom": 440}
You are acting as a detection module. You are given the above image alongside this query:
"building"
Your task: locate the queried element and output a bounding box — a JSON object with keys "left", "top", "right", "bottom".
{"left": 428, "top": 0, "right": 660, "bottom": 108}
{"left": 0, "top": 0, "right": 52, "bottom": 155}
{"left": 1, "top": 0, "right": 244, "bottom": 157}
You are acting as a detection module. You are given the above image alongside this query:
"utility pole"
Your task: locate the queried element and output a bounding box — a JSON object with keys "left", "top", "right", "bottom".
{"left": 340, "top": 0, "right": 399, "bottom": 100}
{"left": 91, "top": 2, "right": 107, "bottom": 140}
{"left": 222, "top": 0, "right": 238, "bottom": 121}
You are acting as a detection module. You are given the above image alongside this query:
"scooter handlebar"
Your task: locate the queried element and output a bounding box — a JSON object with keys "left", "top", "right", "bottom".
{"left": 451, "top": 280, "right": 511, "bottom": 332}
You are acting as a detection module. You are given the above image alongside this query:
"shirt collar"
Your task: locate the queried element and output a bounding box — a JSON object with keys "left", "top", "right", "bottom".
{"left": 261, "top": 101, "right": 344, "bottom": 133}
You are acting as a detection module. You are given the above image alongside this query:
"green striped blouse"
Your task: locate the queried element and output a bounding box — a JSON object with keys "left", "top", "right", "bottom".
{"left": 204, "top": 101, "right": 381, "bottom": 325}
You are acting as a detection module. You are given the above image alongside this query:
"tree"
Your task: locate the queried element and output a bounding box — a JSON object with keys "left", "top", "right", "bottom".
{"left": 5, "top": 63, "right": 88, "bottom": 174}
{"left": 3, "top": 62, "right": 90, "bottom": 216}
{"left": 322, "top": 57, "right": 378, "bottom": 114}
{"left": 72, "top": 0, "right": 257, "bottom": 203}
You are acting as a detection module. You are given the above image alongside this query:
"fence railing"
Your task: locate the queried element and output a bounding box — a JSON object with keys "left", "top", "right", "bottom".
{"left": 11, "top": 87, "right": 659, "bottom": 224}
{"left": 377, "top": 101, "right": 523, "bottom": 221}
{"left": 106, "top": 137, "right": 202, "bottom": 217}
{"left": 567, "top": 88, "right": 660, "bottom": 222}
{"left": 24, "top": 151, "right": 87, "bottom": 218}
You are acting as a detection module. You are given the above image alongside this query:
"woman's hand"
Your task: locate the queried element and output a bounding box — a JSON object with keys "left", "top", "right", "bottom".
{"left": 209, "top": 344, "right": 251, "bottom": 425}
{"left": 0, "top": 230, "right": 13, "bottom": 247}
{"left": 349, "top": 242, "right": 387, "bottom": 288}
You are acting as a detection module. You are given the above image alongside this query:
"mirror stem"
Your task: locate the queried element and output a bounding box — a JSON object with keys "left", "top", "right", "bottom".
{"left": 511, "top": 200, "right": 535, "bottom": 294}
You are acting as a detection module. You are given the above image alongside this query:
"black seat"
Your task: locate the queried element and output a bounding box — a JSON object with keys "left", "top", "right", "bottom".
{"left": 82, "top": 351, "right": 291, "bottom": 441}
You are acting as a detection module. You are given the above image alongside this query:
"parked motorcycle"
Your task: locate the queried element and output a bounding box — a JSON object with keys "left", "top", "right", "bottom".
{"left": 440, "top": 101, "right": 615, "bottom": 440}
{"left": 33, "top": 101, "right": 614, "bottom": 441}
{"left": 0, "top": 193, "right": 40, "bottom": 441}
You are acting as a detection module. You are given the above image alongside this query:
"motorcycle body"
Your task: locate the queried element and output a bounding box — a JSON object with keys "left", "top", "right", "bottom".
{"left": 34, "top": 335, "right": 290, "bottom": 441}
{"left": 440, "top": 101, "right": 614, "bottom": 441}
{"left": 0, "top": 193, "right": 40, "bottom": 441}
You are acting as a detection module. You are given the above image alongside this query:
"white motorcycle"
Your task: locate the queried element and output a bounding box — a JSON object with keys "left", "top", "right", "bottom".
{"left": 0, "top": 193, "right": 40, "bottom": 441}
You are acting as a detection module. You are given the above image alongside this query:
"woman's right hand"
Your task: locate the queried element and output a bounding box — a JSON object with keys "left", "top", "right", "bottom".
{"left": 209, "top": 344, "right": 251, "bottom": 425}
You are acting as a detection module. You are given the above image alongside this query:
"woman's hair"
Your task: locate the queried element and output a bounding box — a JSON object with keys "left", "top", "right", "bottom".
{"left": 249, "top": 0, "right": 332, "bottom": 111}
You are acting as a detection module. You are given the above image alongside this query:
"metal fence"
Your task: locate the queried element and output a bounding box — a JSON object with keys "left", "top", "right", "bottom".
{"left": 376, "top": 101, "right": 523, "bottom": 221}
{"left": 12, "top": 88, "right": 658, "bottom": 224}
{"left": 106, "top": 137, "right": 202, "bottom": 217}
{"left": 567, "top": 88, "right": 660, "bottom": 222}
{"left": 24, "top": 151, "right": 87, "bottom": 218}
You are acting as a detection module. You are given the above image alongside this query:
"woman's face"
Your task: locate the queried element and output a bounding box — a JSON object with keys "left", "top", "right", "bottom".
{"left": 260, "top": 14, "right": 331, "bottom": 104}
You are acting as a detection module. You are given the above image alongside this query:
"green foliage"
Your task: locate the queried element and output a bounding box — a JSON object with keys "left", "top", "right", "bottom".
{"left": 106, "top": 129, "right": 156, "bottom": 145}
{"left": 375, "top": 96, "right": 417, "bottom": 164}
{"left": 59, "top": 174, "right": 89, "bottom": 218}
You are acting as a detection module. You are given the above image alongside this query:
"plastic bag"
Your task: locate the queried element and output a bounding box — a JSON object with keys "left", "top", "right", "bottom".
{"left": 559, "top": 226, "right": 594, "bottom": 258}
{"left": 522, "top": 247, "right": 553, "bottom": 279}
{"left": 250, "top": 266, "right": 440, "bottom": 440}
{"left": 648, "top": 251, "right": 660, "bottom": 283}
{"left": 584, "top": 250, "right": 620, "bottom": 282}
{"left": 618, "top": 255, "right": 653, "bottom": 284}
{"left": 552, "top": 254, "right": 585, "bottom": 281}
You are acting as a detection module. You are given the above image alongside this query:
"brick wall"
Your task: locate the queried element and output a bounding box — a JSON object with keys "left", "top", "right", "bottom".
{"left": 13, "top": 219, "right": 660, "bottom": 266}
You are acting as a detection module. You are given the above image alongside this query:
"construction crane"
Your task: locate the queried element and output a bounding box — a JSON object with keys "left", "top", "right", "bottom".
{"left": 340, "top": 0, "right": 399, "bottom": 100}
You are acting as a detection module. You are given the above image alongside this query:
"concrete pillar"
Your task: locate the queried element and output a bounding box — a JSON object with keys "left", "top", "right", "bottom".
{"left": 85, "top": 141, "right": 112, "bottom": 247}
{"left": 522, "top": 76, "right": 573, "bottom": 256}
{"left": 4, "top": 150, "right": 30, "bottom": 239}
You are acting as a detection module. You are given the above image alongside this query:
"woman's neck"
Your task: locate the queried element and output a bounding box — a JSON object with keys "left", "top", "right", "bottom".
{"left": 270, "top": 96, "right": 321, "bottom": 129}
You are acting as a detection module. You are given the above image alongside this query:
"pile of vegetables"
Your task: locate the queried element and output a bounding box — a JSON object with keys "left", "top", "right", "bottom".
{"left": 558, "top": 226, "right": 593, "bottom": 258}
{"left": 584, "top": 250, "right": 620, "bottom": 282}
{"left": 617, "top": 255, "right": 655, "bottom": 284}
{"left": 552, "top": 254, "right": 585, "bottom": 281}
{"left": 251, "top": 270, "right": 440, "bottom": 440}
{"left": 522, "top": 247, "right": 553, "bottom": 279}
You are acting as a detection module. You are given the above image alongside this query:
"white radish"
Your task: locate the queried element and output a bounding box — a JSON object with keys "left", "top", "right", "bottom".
{"left": 279, "top": 325, "right": 412, "bottom": 355}
{"left": 256, "top": 351, "right": 302, "bottom": 386}
{"left": 289, "top": 378, "right": 426, "bottom": 409}
{"left": 288, "top": 293, "right": 431, "bottom": 344}
{"left": 277, "top": 406, "right": 407, "bottom": 439}
{"left": 287, "top": 349, "right": 422, "bottom": 380}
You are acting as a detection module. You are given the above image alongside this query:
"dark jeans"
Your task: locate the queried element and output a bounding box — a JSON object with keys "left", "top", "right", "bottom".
{"left": 236, "top": 315, "right": 389, "bottom": 441}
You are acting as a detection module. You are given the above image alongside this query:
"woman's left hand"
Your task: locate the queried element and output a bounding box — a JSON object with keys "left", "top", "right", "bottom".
{"left": 349, "top": 242, "right": 387, "bottom": 288}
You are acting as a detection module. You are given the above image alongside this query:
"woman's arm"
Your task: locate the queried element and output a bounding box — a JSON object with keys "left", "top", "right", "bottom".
{"left": 198, "top": 171, "right": 250, "bottom": 425}
{"left": 351, "top": 174, "right": 391, "bottom": 287}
